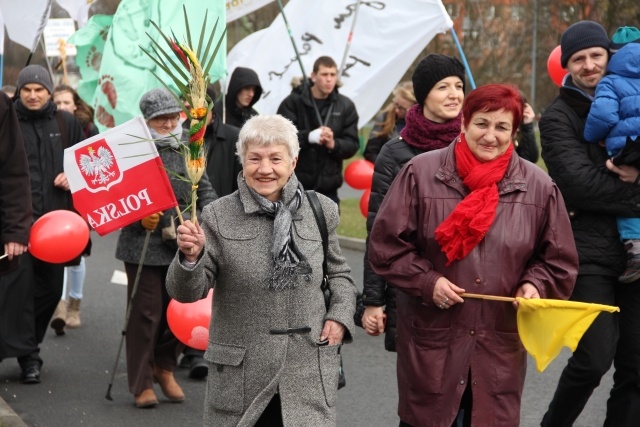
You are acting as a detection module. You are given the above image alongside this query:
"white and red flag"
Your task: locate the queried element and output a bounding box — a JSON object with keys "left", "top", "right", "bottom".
{"left": 63, "top": 116, "right": 178, "bottom": 236}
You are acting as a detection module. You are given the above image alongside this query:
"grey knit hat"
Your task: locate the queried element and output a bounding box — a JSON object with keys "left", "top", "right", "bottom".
{"left": 412, "top": 54, "right": 465, "bottom": 107}
{"left": 139, "top": 88, "right": 181, "bottom": 120}
{"left": 17, "top": 65, "right": 53, "bottom": 94}
{"left": 560, "top": 21, "right": 610, "bottom": 68}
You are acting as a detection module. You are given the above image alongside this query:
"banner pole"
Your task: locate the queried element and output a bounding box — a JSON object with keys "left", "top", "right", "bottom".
{"left": 275, "top": 0, "right": 322, "bottom": 125}
{"left": 449, "top": 27, "right": 476, "bottom": 90}
{"left": 461, "top": 292, "right": 515, "bottom": 302}
{"left": 105, "top": 230, "right": 152, "bottom": 400}
{"left": 337, "top": 0, "right": 363, "bottom": 81}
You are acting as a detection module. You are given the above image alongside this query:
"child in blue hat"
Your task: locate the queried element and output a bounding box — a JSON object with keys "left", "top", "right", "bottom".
{"left": 585, "top": 26, "right": 640, "bottom": 283}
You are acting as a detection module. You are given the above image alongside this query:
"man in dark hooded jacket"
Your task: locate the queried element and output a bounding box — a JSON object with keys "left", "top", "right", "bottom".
{"left": 277, "top": 56, "right": 359, "bottom": 205}
{"left": 214, "top": 67, "right": 262, "bottom": 128}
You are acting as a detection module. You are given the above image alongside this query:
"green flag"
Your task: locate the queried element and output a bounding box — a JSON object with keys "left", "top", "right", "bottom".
{"left": 68, "top": 14, "right": 113, "bottom": 115}
{"left": 69, "top": 0, "right": 226, "bottom": 132}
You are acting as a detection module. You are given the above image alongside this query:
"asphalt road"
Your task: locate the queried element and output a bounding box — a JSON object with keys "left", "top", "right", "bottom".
{"left": 1, "top": 228, "right": 612, "bottom": 426}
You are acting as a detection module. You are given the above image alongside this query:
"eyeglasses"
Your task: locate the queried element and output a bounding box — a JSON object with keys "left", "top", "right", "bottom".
{"left": 151, "top": 115, "right": 180, "bottom": 124}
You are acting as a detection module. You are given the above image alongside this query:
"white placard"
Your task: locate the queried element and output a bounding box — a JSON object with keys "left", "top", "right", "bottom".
{"left": 43, "top": 18, "right": 77, "bottom": 57}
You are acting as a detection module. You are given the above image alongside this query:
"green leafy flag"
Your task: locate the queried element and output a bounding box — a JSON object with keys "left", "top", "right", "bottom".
{"left": 69, "top": 0, "right": 226, "bottom": 132}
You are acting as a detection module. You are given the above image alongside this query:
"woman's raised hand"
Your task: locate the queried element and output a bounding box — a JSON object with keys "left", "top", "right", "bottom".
{"left": 177, "top": 220, "right": 205, "bottom": 262}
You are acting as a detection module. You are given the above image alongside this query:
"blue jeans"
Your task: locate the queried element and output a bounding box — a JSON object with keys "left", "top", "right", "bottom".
{"left": 62, "top": 256, "right": 85, "bottom": 300}
{"left": 617, "top": 217, "right": 640, "bottom": 240}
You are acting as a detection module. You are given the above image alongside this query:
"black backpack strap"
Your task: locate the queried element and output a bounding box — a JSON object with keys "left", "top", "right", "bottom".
{"left": 305, "top": 190, "right": 329, "bottom": 292}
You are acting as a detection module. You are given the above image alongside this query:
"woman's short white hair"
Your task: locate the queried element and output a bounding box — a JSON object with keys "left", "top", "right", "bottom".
{"left": 236, "top": 115, "right": 300, "bottom": 166}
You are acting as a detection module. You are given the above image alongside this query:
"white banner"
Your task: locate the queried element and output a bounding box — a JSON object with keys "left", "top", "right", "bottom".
{"left": 0, "top": 0, "right": 52, "bottom": 51}
{"left": 227, "top": 0, "right": 273, "bottom": 23}
{"left": 227, "top": 0, "right": 453, "bottom": 129}
{"left": 56, "top": 0, "right": 98, "bottom": 28}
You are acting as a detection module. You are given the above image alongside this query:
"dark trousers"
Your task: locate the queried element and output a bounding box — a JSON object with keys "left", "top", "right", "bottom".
{"left": 32, "top": 255, "right": 64, "bottom": 344}
{"left": 542, "top": 274, "right": 640, "bottom": 426}
{"left": 0, "top": 254, "right": 37, "bottom": 362}
{"left": 254, "top": 393, "right": 283, "bottom": 427}
{"left": 183, "top": 346, "right": 204, "bottom": 358}
{"left": 124, "top": 263, "right": 183, "bottom": 395}
{"left": 323, "top": 191, "right": 340, "bottom": 206}
{"left": 0, "top": 253, "right": 62, "bottom": 367}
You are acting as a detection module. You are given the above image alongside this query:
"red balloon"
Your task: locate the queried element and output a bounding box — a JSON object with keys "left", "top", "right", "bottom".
{"left": 547, "top": 45, "right": 566, "bottom": 87}
{"left": 359, "top": 188, "right": 371, "bottom": 218}
{"left": 167, "top": 289, "right": 213, "bottom": 350}
{"left": 344, "top": 159, "right": 374, "bottom": 190}
{"left": 29, "top": 210, "right": 90, "bottom": 263}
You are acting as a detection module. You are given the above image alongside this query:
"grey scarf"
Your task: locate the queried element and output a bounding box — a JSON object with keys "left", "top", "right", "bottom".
{"left": 149, "top": 123, "right": 184, "bottom": 149}
{"left": 246, "top": 182, "right": 312, "bottom": 290}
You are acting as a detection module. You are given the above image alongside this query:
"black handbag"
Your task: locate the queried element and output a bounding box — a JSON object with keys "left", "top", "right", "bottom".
{"left": 306, "top": 190, "right": 346, "bottom": 390}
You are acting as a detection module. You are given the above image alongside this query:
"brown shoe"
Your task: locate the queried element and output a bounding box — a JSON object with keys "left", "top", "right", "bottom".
{"left": 134, "top": 388, "right": 159, "bottom": 408}
{"left": 66, "top": 297, "right": 81, "bottom": 328}
{"left": 153, "top": 368, "right": 185, "bottom": 402}
{"left": 50, "top": 300, "right": 66, "bottom": 336}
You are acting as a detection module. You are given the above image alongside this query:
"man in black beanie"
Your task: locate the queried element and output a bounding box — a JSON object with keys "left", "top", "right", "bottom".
{"left": 540, "top": 20, "right": 640, "bottom": 426}
{"left": 3, "top": 64, "right": 84, "bottom": 384}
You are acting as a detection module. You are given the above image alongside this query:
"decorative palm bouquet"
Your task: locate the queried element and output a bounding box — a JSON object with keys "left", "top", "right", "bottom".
{"left": 141, "top": 6, "right": 225, "bottom": 223}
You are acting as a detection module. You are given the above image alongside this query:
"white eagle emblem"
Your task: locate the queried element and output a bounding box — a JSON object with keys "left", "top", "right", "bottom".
{"left": 79, "top": 146, "right": 116, "bottom": 185}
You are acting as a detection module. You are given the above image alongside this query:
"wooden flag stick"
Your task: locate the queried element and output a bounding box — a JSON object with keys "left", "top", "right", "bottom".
{"left": 461, "top": 292, "right": 516, "bottom": 302}
{"left": 175, "top": 206, "right": 185, "bottom": 225}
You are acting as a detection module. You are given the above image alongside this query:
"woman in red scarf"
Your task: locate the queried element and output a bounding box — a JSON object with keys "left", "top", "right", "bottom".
{"left": 369, "top": 84, "right": 579, "bottom": 427}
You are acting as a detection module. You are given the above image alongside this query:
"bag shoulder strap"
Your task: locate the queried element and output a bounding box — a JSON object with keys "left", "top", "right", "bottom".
{"left": 305, "top": 190, "right": 328, "bottom": 291}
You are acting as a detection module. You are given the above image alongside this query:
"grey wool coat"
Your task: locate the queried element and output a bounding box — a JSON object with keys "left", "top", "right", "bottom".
{"left": 166, "top": 175, "right": 357, "bottom": 427}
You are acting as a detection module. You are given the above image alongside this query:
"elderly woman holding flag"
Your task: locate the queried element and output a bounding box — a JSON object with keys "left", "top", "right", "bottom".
{"left": 369, "top": 84, "right": 579, "bottom": 427}
{"left": 166, "top": 114, "right": 357, "bottom": 426}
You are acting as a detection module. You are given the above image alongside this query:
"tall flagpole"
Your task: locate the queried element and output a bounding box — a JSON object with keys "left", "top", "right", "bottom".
{"left": 337, "top": 1, "right": 363, "bottom": 81}
{"left": 275, "top": 0, "right": 322, "bottom": 125}
{"left": 449, "top": 26, "right": 476, "bottom": 90}
{"left": 530, "top": 0, "right": 538, "bottom": 109}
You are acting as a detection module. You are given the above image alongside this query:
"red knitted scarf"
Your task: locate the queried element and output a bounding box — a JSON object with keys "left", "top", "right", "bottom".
{"left": 434, "top": 135, "right": 514, "bottom": 265}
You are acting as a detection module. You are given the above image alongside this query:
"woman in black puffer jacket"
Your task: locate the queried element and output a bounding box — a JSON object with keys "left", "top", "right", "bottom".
{"left": 358, "top": 54, "right": 465, "bottom": 351}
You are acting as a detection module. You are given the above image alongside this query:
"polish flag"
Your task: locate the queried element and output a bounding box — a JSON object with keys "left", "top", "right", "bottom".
{"left": 63, "top": 116, "right": 178, "bottom": 236}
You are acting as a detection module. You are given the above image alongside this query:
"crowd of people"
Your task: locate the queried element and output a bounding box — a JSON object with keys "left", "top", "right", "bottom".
{"left": 1, "top": 18, "right": 640, "bottom": 427}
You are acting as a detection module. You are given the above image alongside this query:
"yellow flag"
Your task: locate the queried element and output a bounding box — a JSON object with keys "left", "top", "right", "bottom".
{"left": 517, "top": 298, "right": 619, "bottom": 372}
